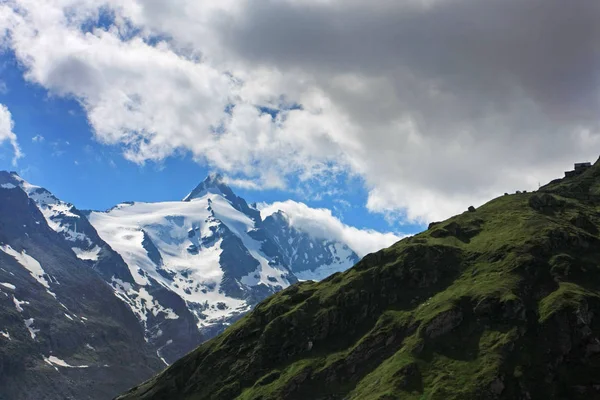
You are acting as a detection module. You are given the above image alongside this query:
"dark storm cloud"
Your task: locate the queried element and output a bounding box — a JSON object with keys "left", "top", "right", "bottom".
{"left": 217, "top": 0, "right": 600, "bottom": 122}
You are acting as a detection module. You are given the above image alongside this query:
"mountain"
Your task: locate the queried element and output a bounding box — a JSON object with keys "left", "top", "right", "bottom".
{"left": 0, "top": 170, "right": 361, "bottom": 372}
{"left": 86, "top": 173, "right": 360, "bottom": 342}
{"left": 118, "top": 158, "right": 600, "bottom": 400}
{"left": 0, "top": 172, "right": 163, "bottom": 400}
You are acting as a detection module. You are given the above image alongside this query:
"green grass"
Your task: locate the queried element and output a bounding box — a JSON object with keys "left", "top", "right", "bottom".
{"left": 538, "top": 282, "right": 600, "bottom": 322}
{"left": 118, "top": 160, "right": 600, "bottom": 400}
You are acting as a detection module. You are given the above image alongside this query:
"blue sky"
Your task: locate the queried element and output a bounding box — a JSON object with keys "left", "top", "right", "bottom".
{"left": 0, "top": 51, "right": 423, "bottom": 236}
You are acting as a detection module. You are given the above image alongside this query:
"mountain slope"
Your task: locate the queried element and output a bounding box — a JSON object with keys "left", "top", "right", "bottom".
{"left": 7, "top": 172, "right": 204, "bottom": 364}
{"left": 0, "top": 173, "right": 163, "bottom": 400}
{"left": 118, "top": 158, "right": 600, "bottom": 400}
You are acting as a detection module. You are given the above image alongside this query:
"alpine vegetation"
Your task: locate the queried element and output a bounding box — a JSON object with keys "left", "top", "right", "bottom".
{"left": 120, "top": 158, "right": 600, "bottom": 400}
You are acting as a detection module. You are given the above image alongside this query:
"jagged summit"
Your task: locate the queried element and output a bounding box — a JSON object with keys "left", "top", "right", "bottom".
{"left": 183, "top": 173, "right": 262, "bottom": 223}
{"left": 183, "top": 173, "right": 230, "bottom": 202}
{"left": 0, "top": 170, "right": 23, "bottom": 184}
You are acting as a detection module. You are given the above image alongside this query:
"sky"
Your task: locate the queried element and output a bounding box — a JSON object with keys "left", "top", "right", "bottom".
{"left": 0, "top": 0, "right": 599, "bottom": 244}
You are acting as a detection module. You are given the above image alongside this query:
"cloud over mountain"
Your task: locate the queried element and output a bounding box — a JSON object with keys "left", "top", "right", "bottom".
{"left": 259, "top": 200, "right": 403, "bottom": 257}
{"left": 1, "top": 0, "right": 599, "bottom": 222}
{"left": 0, "top": 104, "right": 22, "bottom": 165}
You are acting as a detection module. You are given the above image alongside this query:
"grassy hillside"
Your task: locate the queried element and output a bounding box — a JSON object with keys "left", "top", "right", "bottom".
{"left": 118, "top": 158, "right": 600, "bottom": 400}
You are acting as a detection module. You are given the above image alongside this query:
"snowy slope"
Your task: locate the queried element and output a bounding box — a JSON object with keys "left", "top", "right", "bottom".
{"left": 11, "top": 174, "right": 101, "bottom": 261}
{"left": 88, "top": 177, "right": 293, "bottom": 329}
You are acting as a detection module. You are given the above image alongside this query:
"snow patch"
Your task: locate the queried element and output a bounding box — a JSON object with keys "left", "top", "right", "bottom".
{"left": 13, "top": 296, "right": 27, "bottom": 312}
{"left": 44, "top": 356, "right": 89, "bottom": 369}
{"left": 64, "top": 313, "right": 74, "bottom": 321}
{"left": 0, "top": 282, "right": 15, "bottom": 290}
{"left": 1, "top": 183, "right": 16, "bottom": 189}
{"left": 157, "top": 350, "right": 168, "bottom": 366}
{"left": 110, "top": 277, "right": 179, "bottom": 336}
{"left": 71, "top": 246, "right": 101, "bottom": 261}
{"left": 0, "top": 331, "right": 10, "bottom": 340}
{"left": 24, "top": 318, "right": 39, "bottom": 339}
{"left": 0, "top": 245, "right": 55, "bottom": 298}
{"left": 156, "top": 339, "right": 174, "bottom": 366}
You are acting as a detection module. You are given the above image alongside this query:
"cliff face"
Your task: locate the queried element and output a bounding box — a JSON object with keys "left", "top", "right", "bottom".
{"left": 118, "top": 158, "right": 600, "bottom": 400}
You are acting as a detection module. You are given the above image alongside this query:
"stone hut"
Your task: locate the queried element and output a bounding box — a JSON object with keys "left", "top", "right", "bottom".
{"left": 565, "top": 162, "right": 591, "bottom": 178}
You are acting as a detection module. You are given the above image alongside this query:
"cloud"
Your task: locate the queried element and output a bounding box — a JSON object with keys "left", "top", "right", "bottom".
{"left": 0, "top": 104, "right": 23, "bottom": 165}
{"left": 32, "top": 135, "right": 45, "bottom": 143}
{"left": 1, "top": 0, "right": 599, "bottom": 222}
{"left": 259, "top": 200, "right": 403, "bottom": 257}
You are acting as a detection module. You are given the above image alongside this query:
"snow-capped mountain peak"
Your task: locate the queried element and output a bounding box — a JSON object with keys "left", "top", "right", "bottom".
{"left": 183, "top": 173, "right": 262, "bottom": 223}
{"left": 87, "top": 178, "right": 298, "bottom": 334}
{"left": 183, "top": 173, "right": 228, "bottom": 202}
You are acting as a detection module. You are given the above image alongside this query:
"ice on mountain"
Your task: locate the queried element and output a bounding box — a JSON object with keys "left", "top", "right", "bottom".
{"left": 1, "top": 183, "right": 16, "bottom": 189}
{"left": 0, "top": 282, "right": 15, "bottom": 290}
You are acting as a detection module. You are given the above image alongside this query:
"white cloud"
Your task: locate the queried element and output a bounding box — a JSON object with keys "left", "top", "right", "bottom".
{"left": 32, "top": 135, "right": 45, "bottom": 143}
{"left": 1, "top": 0, "right": 599, "bottom": 223}
{"left": 259, "top": 200, "right": 403, "bottom": 257}
{"left": 0, "top": 104, "right": 23, "bottom": 166}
